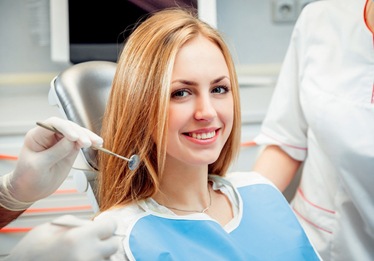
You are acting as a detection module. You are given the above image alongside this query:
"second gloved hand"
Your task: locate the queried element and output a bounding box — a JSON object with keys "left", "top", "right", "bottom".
{"left": 4, "top": 215, "right": 119, "bottom": 261}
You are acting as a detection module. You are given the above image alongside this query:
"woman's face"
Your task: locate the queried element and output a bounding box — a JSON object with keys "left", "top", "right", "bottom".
{"left": 166, "top": 35, "right": 233, "bottom": 167}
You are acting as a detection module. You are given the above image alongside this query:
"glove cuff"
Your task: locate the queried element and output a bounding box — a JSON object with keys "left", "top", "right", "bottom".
{"left": 0, "top": 174, "right": 35, "bottom": 211}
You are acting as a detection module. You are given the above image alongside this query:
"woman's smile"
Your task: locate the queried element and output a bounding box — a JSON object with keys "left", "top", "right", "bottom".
{"left": 183, "top": 128, "right": 220, "bottom": 144}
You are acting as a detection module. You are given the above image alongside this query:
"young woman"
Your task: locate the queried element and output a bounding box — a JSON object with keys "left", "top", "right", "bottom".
{"left": 95, "top": 8, "right": 321, "bottom": 260}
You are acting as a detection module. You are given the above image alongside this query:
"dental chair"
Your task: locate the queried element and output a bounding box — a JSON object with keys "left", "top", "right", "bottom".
{"left": 48, "top": 61, "right": 117, "bottom": 213}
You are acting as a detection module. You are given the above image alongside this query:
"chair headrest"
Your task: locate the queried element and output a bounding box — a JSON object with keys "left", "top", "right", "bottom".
{"left": 52, "top": 61, "right": 117, "bottom": 170}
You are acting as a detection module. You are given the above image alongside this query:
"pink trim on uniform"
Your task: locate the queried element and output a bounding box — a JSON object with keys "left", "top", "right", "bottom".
{"left": 293, "top": 207, "right": 333, "bottom": 234}
{"left": 297, "top": 188, "right": 336, "bottom": 214}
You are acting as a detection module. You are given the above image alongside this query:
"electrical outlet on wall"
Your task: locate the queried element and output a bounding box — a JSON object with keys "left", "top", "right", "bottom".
{"left": 272, "top": 0, "right": 297, "bottom": 23}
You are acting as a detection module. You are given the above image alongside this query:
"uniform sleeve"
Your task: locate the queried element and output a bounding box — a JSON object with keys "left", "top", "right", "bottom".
{"left": 253, "top": 12, "right": 309, "bottom": 161}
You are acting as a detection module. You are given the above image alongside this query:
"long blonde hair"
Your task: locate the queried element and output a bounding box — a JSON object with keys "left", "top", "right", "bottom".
{"left": 98, "top": 8, "right": 241, "bottom": 211}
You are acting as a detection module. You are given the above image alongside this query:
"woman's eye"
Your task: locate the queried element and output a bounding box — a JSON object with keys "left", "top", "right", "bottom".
{"left": 171, "top": 89, "right": 190, "bottom": 98}
{"left": 212, "top": 85, "right": 229, "bottom": 94}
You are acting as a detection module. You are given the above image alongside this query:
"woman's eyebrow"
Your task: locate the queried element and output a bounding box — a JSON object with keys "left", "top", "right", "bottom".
{"left": 171, "top": 76, "right": 230, "bottom": 85}
{"left": 211, "top": 76, "right": 230, "bottom": 84}
{"left": 171, "top": 79, "right": 196, "bottom": 85}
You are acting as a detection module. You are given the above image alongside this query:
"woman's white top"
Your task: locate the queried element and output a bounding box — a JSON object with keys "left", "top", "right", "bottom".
{"left": 254, "top": 0, "right": 374, "bottom": 260}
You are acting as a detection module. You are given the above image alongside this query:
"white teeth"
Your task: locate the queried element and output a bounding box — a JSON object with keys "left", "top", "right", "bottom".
{"left": 191, "top": 131, "right": 216, "bottom": 140}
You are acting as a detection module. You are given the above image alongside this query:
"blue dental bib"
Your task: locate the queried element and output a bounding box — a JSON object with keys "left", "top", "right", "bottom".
{"left": 125, "top": 184, "right": 320, "bottom": 260}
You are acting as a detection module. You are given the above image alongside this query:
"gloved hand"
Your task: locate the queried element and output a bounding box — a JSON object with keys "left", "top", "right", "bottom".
{"left": 0, "top": 117, "right": 103, "bottom": 210}
{"left": 4, "top": 215, "right": 119, "bottom": 261}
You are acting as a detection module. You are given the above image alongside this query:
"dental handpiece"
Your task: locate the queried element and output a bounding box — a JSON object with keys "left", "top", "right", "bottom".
{"left": 36, "top": 122, "right": 140, "bottom": 171}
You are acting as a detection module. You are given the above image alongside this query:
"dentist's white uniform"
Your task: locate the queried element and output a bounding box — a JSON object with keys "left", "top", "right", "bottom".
{"left": 254, "top": 0, "right": 374, "bottom": 260}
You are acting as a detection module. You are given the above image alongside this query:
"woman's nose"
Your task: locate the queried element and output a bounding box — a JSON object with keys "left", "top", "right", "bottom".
{"left": 194, "top": 95, "right": 217, "bottom": 121}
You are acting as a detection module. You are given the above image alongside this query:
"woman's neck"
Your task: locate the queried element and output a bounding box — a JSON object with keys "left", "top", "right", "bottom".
{"left": 153, "top": 160, "right": 210, "bottom": 213}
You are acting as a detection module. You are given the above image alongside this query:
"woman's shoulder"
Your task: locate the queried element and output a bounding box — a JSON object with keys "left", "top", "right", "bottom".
{"left": 211, "top": 171, "right": 278, "bottom": 190}
{"left": 297, "top": 0, "right": 363, "bottom": 29}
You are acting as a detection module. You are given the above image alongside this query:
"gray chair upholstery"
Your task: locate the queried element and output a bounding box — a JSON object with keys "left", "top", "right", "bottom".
{"left": 48, "top": 61, "right": 117, "bottom": 212}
